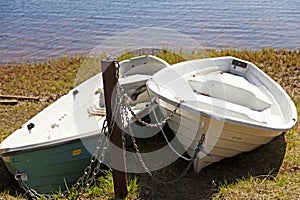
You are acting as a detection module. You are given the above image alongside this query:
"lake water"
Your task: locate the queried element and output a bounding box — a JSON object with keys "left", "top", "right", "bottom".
{"left": 1, "top": 0, "right": 299, "bottom": 64}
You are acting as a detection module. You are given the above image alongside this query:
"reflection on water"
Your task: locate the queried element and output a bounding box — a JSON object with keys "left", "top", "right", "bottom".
{"left": 0, "top": 0, "right": 299, "bottom": 64}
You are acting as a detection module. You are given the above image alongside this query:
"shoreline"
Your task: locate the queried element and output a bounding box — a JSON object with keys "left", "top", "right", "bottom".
{"left": 1, "top": 47, "right": 300, "bottom": 66}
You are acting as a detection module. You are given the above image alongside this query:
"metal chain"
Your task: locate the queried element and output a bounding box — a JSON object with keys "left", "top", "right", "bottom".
{"left": 120, "top": 95, "right": 152, "bottom": 176}
{"left": 64, "top": 119, "right": 109, "bottom": 199}
{"left": 120, "top": 86, "right": 181, "bottom": 127}
{"left": 14, "top": 58, "right": 121, "bottom": 199}
{"left": 120, "top": 94, "right": 196, "bottom": 185}
{"left": 115, "top": 57, "right": 210, "bottom": 186}
{"left": 107, "top": 55, "right": 120, "bottom": 79}
{"left": 14, "top": 118, "right": 110, "bottom": 200}
{"left": 15, "top": 173, "right": 42, "bottom": 199}
{"left": 67, "top": 57, "right": 122, "bottom": 199}
{"left": 14, "top": 97, "right": 120, "bottom": 199}
{"left": 69, "top": 86, "right": 124, "bottom": 199}
{"left": 149, "top": 160, "right": 194, "bottom": 185}
{"left": 128, "top": 103, "right": 180, "bottom": 127}
{"left": 62, "top": 58, "right": 124, "bottom": 199}
{"left": 153, "top": 111, "right": 193, "bottom": 162}
{"left": 193, "top": 133, "right": 206, "bottom": 159}
{"left": 108, "top": 56, "right": 195, "bottom": 185}
{"left": 121, "top": 84, "right": 193, "bottom": 185}
{"left": 144, "top": 87, "right": 193, "bottom": 162}
{"left": 118, "top": 89, "right": 128, "bottom": 171}
{"left": 112, "top": 58, "right": 210, "bottom": 186}
{"left": 111, "top": 56, "right": 181, "bottom": 128}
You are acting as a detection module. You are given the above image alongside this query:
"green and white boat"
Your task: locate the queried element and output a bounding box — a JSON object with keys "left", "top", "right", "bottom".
{"left": 0, "top": 55, "right": 170, "bottom": 194}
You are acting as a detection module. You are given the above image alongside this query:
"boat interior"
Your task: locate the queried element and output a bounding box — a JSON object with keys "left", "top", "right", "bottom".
{"left": 148, "top": 56, "right": 296, "bottom": 130}
{"left": 0, "top": 55, "right": 170, "bottom": 153}
{"left": 119, "top": 55, "right": 170, "bottom": 105}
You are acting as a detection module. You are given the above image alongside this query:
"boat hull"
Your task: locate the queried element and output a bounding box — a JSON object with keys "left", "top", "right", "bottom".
{"left": 0, "top": 55, "right": 171, "bottom": 194}
{"left": 147, "top": 56, "right": 297, "bottom": 172}
{"left": 1, "top": 104, "right": 163, "bottom": 194}
{"left": 158, "top": 99, "right": 282, "bottom": 172}
{"left": 2, "top": 136, "right": 100, "bottom": 194}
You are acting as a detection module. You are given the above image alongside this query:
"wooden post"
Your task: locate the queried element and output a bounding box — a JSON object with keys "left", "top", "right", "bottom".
{"left": 101, "top": 60, "right": 128, "bottom": 199}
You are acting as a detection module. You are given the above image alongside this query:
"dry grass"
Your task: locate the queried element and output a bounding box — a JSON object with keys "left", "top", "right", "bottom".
{"left": 0, "top": 48, "right": 299, "bottom": 199}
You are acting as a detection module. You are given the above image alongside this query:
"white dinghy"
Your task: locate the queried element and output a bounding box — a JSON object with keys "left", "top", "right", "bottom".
{"left": 0, "top": 55, "right": 170, "bottom": 194}
{"left": 147, "top": 56, "right": 297, "bottom": 172}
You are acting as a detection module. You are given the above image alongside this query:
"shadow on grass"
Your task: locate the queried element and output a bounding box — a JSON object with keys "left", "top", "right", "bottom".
{"left": 0, "top": 130, "right": 286, "bottom": 199}
{"left": 0, "top": 159, "right": 22, "bottom": 196}
{"left": 136, "top": 131, "right": 286, "bottom": 200}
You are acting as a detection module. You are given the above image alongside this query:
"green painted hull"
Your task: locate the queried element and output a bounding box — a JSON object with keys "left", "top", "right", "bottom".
{"left": 1, "top": 105, "right": 164, "bottom": 194}
{"left": 2, "top": 135, "right": 109, "bottom": 194}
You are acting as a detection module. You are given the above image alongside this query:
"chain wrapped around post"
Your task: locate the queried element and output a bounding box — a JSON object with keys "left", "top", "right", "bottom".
{"left": 14, "top": 56, "right": 210, "bottom": 199}
{"left": 64, "top": 119, "right": 110, "bottom": 199}
{"left": 110, "top": 55, "right": 182, "bottom": 129}
{"left": 14, "top": 81, "right": 122, "bottom": 199}
{"left": 121, "top": 90, "right": 182, "bottom": 128}
{"left": 119, "top": 85, "right": 196, "bottom": 184}
{"left": 113, "top": 62, "right": 194, "bottom": 184}
{"left": 119, "top": 89, "right": 153, "bottom": 176}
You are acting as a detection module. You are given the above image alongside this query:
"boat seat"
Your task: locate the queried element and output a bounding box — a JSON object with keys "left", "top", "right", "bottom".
{"left": 119, "top": 74, "right": 151, "bottom": 91}
{"left": 123, "top": 63, "right": 167, "bottom": 76}
{"left": 188, "top": 71, "right": 272, "bottom": 111}
{"left": 94, "top": 75, "right": 150, "bottom": 108}
{"left": 126, "top": 90, "right": 150, "bottom": 105}
{"left": 119, "top": 74, "right": 151, "bottom": 105}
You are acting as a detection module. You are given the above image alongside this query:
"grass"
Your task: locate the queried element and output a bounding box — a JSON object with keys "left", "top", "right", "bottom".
{"left": 0, "top": 48, "right": 299, "bottom": 199}
{"left": 84, "top": 171, "right": 139, "bottom": 200}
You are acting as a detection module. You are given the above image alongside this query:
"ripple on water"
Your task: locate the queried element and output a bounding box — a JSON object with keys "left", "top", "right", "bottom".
{"left": 0, "top": 0, "right": 299, "bottom": 64}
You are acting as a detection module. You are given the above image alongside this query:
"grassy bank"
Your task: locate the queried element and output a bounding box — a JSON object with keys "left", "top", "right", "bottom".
{"left": 0, "top": 48, "right": 299, "bottom": 199}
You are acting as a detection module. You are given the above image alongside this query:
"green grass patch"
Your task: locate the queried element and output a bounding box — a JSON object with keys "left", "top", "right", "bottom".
{"left": 82, "top": 171, "right": 139, "bottom": 200}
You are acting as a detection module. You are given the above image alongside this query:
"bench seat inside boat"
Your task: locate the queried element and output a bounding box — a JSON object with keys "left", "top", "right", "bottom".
{"left": 123, "top": 63, "right": 168, "bottom": 76}
{"left": 119, "top": 74, "right": 150, "bottom": 90}
{"left": 119, "top": 74, "right": 151, "bottom": 105}
{"left": 188, "top": 71, "right": 272, "bottom": 111}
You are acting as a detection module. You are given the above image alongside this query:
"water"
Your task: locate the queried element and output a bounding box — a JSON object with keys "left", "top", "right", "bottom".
{"left": 0, "top": 0, "right": 299, "bottom": 64}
